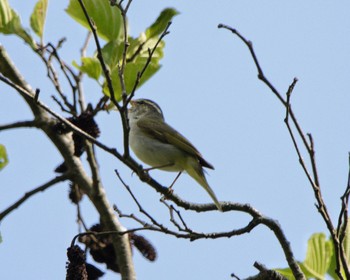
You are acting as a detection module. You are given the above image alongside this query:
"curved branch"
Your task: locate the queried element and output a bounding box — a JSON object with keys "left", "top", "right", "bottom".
{"left": 0, "top": 174, "right": 70, "bottom": 221}
{"left": 115, "top": 168, "right": 303, "bottom": 279}
{"left": 0, "top": 45, "right": 136, "bottom": 280}
{"left": 218, "top": 24, "right": 307, "bottom": 280}
{"left": 0, "top": 120, "right": 38, "bottom": 131}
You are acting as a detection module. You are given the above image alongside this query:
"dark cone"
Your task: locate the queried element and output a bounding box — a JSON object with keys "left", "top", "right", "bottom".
{"left": 85, "top": 263, "right": 104, "bottom": 280}
{"left": 54, "top": 104, "right": 100, "bottom": 173}
{"left": 130, "top": 233, "right": 157, "bottom": 261}
{"left": 66, "top": 245, "right": 88, "bottom": 280}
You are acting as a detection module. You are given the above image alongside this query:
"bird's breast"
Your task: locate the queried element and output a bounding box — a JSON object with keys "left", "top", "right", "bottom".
{"left": 129, "top": 126, "right": 187, "bottom": 172}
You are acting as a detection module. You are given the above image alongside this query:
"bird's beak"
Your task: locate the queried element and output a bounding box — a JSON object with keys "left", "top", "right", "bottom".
{"left": 129, "top": 100, "right": 136, "bottom": 107}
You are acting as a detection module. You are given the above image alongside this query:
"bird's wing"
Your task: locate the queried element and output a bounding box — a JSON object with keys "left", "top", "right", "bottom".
{"left": 136, "top": 118, "right": 214, "bottom": 169}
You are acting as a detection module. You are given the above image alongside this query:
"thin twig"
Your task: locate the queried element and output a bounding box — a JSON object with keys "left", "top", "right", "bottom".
{"left": 70, "top": 227, "right": 148, "bottom": 248}
{"left": 218, "top": 23, "right": 311, "bottom": 280}
{"left": 77, "top": 31, "right": 92, "bottom": 110}
{"left": 160, "top": 199, "right": 191, "bottom": 232}
{"left": 77, "top": 0, "right": 120, "bottom": 110}
{"left": 285, "top": 82, "right": 345, "bottom": 279}
{"left": 93, "top": 95, "right": 109, "bottom": 115}
{"left": 125, "top": 22, "right": 172, "bottom": 106}
{"left": 0, "top": 74, "right": 124, "bottom": 160}
{"left": 337, "top": 154, "right": 350, "bottom": 238}
{"left": 51, "top": 95, "right": 72, "bottom": 114}
{"left": 0, "top": 174, "right": 70, "bottom": 221}
{"left": 218, "top": 24, "right": 311, "bottom": 152}
{"left": 307, "top": 133, "right": 320, "bottom": 187}
{"left": 76, "top": 201, "right": 89, "bottom": 232}
{"left": 116, "top": 1, "right": 131, "bottom": 102}
{"left": 39, "top": 42, "right": 78, "bottom": 115}
{"left": 115, "top": 169, "right": 161, "bottom": 226}
{"left": 85, "top": 142, "right": 101, "bottom": 194}
{"left": 284, "top": 80, "right": 317, "bottom": 190}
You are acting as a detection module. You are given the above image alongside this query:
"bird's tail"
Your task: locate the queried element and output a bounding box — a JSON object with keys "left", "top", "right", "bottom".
{"left": 187, "top": 164, "right": 223, "bottom": 212}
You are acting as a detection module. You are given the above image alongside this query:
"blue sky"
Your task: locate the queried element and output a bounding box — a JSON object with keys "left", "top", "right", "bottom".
{"left": 1, "top": 1, "right": 350, "bottom": 279}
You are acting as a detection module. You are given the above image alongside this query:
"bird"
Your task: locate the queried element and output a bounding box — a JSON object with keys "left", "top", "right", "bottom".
{"left": 128, "top": 98, "right": 222, "bottom": 211}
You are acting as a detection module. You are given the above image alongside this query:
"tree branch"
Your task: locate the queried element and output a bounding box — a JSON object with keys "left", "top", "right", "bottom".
{"left": 0, "top": 174, "right": 70, "bottom": 221}
{"left": 114, "top": 168, "right": 303, "bottom": 278}
{"left": 77, "top": 0, "right": 120, "bottom": 109}
{"left": 0, "top": 44, "right": 136, "bottom": 280}
{"left": 218, "top": 24, "right": 310, "bottom": 280}
{"left": 0, "top": 120, "right": 38, "bottom": 131}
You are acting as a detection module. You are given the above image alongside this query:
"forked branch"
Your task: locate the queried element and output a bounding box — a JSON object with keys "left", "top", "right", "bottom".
{"left": 218, "top": 23, "right": 350, "bottom": 279}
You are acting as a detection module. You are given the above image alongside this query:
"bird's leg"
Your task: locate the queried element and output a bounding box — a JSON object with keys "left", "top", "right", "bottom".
{"left": 134, "top": 163, "right": 175, "bottom": 179}
{"left": 167, "top": 171, "right": 182, "bottom": 194}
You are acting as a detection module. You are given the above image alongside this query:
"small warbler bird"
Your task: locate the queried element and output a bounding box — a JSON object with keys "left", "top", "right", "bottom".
{"left": 128, "top": 99, "right": 222, "bottom": 211}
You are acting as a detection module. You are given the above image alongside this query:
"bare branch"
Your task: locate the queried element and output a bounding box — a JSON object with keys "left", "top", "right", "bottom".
{"left": 218, "top": 24, "right": 311, "bottom": 152}
{"left": 38, "top": 41, "right": 78, "bottom": 115}
{"left": 284, "top": 80, "right": 316, "bottom": 190}
{"left": 126, "top": 22, "right": 171, "bottom": 106}
{"left": 218, "top": 24, "right": 311, "bottom": 280}
{"left": 337, "top": 154, "right": 350, "bottom": 238}
{"left": 51, "top": 95, "right": 72, "bottom": 114}
{"left": 0, "top": 73, "right": 126, "bottom": 162}
{"left": 77, "top": 0, "right": 120, "bottom": 110}
{"left": 0, "top": 37, "right": 136, "bottom": 280}
{"left": 0, "top": 174, "right": 70, "bottom": 221}
{"left": 85, "top": 142, "right": 101, "bottom": 194}
{"left": 161, "top": 199, "right": 192, "bottom": 232}
{"left": 114, "top": 167, "right": 303, "bottom": 278}
{"left": 116, "top": 1, "right": 131, "bottom": 102}
{"left": 0, "top": 120, "right": 38, "bottom": 131}
{"left": 241, "top": 262, "right": 288, "bottom": 280}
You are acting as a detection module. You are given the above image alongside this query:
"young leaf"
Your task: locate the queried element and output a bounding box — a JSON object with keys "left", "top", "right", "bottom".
{"left": 145, "top": 8, "right": 179, "bottom": 39}
{"left": 275, "top": 233, "right": 333, "bottom": 279}
{"left": 101, "top": 39, "right": 124, "bottom": 68}
{"left": 102, "top": 39, "right": 164, "bottom": 100}
{"left": 0, "top": 144, "right": 9, "bottom": 171}
{"left": 343, "top": 220, "right": 350, "bottom": 269}
{"left": 66, "top": 0, "right": 123, "bottom": 41}
{"left": 30, "top": 0, "right": 48, "bottom": 40}
{"left": 0, "top": 0, "right": 36, "bottom": 48}
{"left": 73, "top": 57, "right": 102, "bottom": 80}
{"left": 302, "top": 233, "right": 333, "bottom": 279}
{"left": 275, "top": 264, "right": 316, "bottom": 280}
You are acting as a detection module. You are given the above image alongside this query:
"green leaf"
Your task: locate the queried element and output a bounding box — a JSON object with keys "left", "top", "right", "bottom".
{"left": 0, "top": 144, "right": 9, "bottom": 171}
{"left": 103, "top": 39, "right": 164, "bottom": 100}
{"left": 275, "top": 233, "right": 333, "bottom": 280}
{"left": 101, "top": 39, "right": 124, "bottom": 68}
{"left": 101, "top": 8, "right": 178, "bottom": 99}
{"left": 0, "top": 0, "right": 36, "bottom": 48}
{"left": 124, "top": 8, "right": 177, "bottom": 66}
{"left": 73, "top": 57, "right": 102, "bottom": 80}
{"left": 274, "top": 267, "right": 295, "bottom": 279}
{"left": 66, "top": 0, "right": 123, "bottom": 41}
{"left": 80, "top": 7, "right": 176, "bottom": 101}
{"left": 275, "top": 263, "right": 317, "bottom": 280}
{"left": 145, "top": 8, "right": 179, "bottom": 39}
{"left": 303, "top": 233, "right": 332, "bottom": 279}
{"left": 342, "top": 221, "right": 350, "bottom": 270}
{"left": 30, "top": 0, "right": 48, "bottom": 40}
